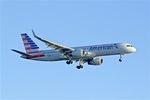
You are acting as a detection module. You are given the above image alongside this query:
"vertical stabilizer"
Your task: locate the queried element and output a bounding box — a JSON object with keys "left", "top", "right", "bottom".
{"left": 21, "top": 33, "right": 41, "bottom": 55}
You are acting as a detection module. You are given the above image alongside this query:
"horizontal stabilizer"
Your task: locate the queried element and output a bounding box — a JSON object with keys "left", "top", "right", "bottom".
{"left": 11, "top": 49, "right": 30, "bottom": 56}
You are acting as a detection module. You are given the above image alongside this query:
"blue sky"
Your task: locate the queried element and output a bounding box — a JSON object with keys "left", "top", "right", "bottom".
{"left": 0, "top": 0, "right": 149, "bottom": 100}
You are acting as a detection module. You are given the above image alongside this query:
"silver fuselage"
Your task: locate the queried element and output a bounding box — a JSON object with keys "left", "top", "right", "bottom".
{"left": 24, "top": 43, "right": 136, "bottom": 61}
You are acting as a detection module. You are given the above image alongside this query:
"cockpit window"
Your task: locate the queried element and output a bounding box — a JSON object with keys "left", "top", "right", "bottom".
{"left": 126, "top": 45, "right": 132, "bottom": 47}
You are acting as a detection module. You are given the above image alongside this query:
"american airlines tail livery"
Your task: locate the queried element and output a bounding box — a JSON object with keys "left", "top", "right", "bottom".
{"left": 12, "top": 30, "right": 136, "bottom": 69}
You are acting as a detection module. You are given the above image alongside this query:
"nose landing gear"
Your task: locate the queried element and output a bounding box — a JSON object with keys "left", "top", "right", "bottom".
{"left": 119, "top": 54, "right": 123, "bottom": 62}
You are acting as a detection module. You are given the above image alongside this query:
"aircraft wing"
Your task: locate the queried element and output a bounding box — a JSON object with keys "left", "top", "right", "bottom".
{"left": 32, "top": 30, "right": 74, "bottom": 57}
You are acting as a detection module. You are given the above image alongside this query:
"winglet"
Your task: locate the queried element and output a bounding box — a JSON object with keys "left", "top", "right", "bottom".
{"left": 32, "top": 29, "right": 36, "bottom": 37}
{"left": 32, "top": 29, "right": 44, "bottom": 42}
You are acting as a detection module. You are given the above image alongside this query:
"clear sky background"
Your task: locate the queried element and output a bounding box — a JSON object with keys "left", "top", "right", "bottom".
{"left": 0, "top": 0, "right": 149, "bottom": 100}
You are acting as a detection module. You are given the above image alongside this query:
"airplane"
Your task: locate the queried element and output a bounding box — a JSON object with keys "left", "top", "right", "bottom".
{"left": 12, "top": 30, "right": 136, "bottom": 69}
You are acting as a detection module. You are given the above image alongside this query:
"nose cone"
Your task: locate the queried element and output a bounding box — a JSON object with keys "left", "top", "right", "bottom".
{"left": 126, "top": 47, "right": 136, "bottom": 53}
{"left": 132, "top": 47, "right": 136, "bottom": 52}
{"left": 129, "top": 47, "right": 136, "bottom": 53}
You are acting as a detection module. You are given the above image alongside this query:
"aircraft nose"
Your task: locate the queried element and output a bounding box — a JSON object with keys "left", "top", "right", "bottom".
{"left": 126, "top": 47, "right": 136, "bottom": 53}
{"left": 132, "top": 47, "right": 136, "bottom": 53}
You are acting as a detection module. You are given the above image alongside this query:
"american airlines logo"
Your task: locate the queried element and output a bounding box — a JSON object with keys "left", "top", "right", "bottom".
{"left": 89, "top": 45, "right": 113, "bottom": 51}
{"left": 89, "top": 44, "right": 119, "bottom": 51}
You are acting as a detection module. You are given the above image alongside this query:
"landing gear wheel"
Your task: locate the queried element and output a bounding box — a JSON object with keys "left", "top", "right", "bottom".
{"left": 119, "top": 59, "right": 122, "bottom": 62}
{"left": 66, "top": 61, "right": 70, "bottom": 64}
{"left": 66, "top": 60, "right": 73, "bottom": 65}
{"left": 76, "top": 65, "right": 83, "bottom": 69}
{"left": 77, "top": 66, "right": 80, "bottom": 69}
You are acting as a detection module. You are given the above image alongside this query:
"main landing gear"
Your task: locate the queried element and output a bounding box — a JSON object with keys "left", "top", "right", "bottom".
{"left": 66, "top": 58, "right": 84, "bottom": 69}
{"left": 76, "top": 58, "right": 83, "bottom": 69}
{"left": 66, "top": 60, "right": 73, "bottom": 64}
{"left": 77, "top": 65, "right": 83, "bottom": 69}
{"left": 119, "top": 54, "right": 123, "bottom": 62}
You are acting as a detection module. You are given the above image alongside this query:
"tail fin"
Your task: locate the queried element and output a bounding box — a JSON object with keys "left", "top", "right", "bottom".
{"left": 21, "top": 33, "right": 41, "bottom": 55}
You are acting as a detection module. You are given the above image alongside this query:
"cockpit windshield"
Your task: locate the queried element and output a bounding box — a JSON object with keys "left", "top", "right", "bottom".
{"left": 126, "top": 44, "right": 133, "bottom": 47}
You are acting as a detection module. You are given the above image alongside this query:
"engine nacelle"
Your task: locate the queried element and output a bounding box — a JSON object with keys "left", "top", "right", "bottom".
{"left": 88, "top": 57, "right": 103, "bottom": 65}
{"left": 71, "top": 49, "right": 86, "bottom": 58}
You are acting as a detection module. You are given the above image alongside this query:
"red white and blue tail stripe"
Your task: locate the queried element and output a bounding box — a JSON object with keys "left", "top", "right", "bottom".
{"left": 21, "top": 33, "right": 40, "bottom": 54}
{"left": 21, "top": 33, "right": 44, "bottom": 59}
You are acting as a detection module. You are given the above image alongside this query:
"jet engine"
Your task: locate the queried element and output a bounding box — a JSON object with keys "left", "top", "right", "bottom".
{"left": 88, "top": 57, "right": 103, "bottom": 65}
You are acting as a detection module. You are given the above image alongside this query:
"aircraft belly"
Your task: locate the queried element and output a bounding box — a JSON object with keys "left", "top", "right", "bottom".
{"left": 45, "top": 55, "right": 66, "bottom": 61}
{"left": 31, "top": 54, "right": 66, "bottom": 61}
